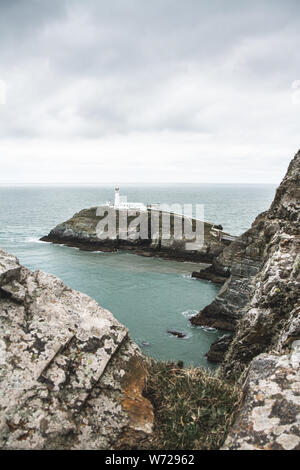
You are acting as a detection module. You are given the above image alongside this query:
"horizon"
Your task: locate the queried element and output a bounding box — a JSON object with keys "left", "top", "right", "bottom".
{"left": 0, "top": 181, "right": 278, "bottom": 187}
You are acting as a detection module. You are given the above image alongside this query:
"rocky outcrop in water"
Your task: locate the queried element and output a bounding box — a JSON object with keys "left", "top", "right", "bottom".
{"left": 191, "top": 262, "right": 230, "bottom": 284}
{"left": 41, "top": 208, "right": 231, "bottom": 263}
{"left": 205, "top": 335, "right": 233, "bottom": 363}
{"left": 0, "top": 249, "right": 153, "bottom": 450}
{"left": 190, "top": 220, "right": 264, "bottom": 331}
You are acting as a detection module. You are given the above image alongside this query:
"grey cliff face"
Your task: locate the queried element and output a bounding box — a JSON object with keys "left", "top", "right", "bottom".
{"left": 192, "top": 151, "right": 300, "bottom": 343}
{"left": 222, "top": 150, "right": 300, "bottom": 378}
{"left": 190, "top": 218, "right": 265, "bottom": 331}
{"left": 212, "top": 150, "right": 300, "bottom": 449}
{"left": 0, "top": 249, "right": 153, "bottom": 450}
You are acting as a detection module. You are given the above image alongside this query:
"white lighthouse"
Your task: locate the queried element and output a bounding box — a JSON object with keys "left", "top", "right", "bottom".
{"left": 114, "top": 187, "right": 120, "bottom": 206}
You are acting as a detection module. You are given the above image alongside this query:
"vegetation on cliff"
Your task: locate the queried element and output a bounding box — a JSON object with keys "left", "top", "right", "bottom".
{"left": 143, "top": 360, "right": 241, "bottom": 450}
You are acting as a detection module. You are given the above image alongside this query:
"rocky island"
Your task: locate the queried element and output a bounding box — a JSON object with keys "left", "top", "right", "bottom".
{"left": 41, "top": 207, "right": 233, "bottom": 264}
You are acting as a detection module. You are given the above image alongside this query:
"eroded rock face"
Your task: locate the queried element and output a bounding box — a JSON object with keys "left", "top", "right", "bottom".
{"left": 205, "top": 335, "right": 233, "bottom": 363}
{"left": 190, "top": 221, "right": 264, "bottom": 331}
{"left": 0, "top": 249, "right": 153, "bottom": 449}
{"left": 191, "top": 262, "right": 230, "bottom": 284}
{"left": 188, "top": 151, "right": 300, "bottom": 449}
{"left": 214, "top": 150, "right": 300, "bottom": 449}
{"left": 222, "top": 150, "right": 300, "bottom": 378}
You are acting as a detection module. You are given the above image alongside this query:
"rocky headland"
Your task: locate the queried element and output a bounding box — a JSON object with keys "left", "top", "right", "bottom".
{"left": 1, "top": 150, "right": 299, "bottom": 450}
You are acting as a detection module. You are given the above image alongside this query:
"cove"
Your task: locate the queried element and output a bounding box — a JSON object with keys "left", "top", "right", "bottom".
{"left": 27, "top": 241, "right": 222, "bottom": 368}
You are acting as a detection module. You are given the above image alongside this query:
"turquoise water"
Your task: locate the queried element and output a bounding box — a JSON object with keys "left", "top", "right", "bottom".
{"left": 0, "top": 184, "right": 276, "bottom": 367}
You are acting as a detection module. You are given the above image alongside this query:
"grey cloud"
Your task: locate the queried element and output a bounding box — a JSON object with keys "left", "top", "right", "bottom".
{"left": 0, "top": 1, "right": 299, "bottom": 182}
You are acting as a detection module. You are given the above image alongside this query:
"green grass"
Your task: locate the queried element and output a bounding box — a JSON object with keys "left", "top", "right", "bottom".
{"left": 69, "top": 207, "right": 217, "bottom": 242}
{"left": 143, "top": 360, "right": 241, "bottom": 450}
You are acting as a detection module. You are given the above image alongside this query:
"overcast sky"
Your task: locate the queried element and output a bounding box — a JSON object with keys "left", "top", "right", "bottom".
{"left": 0, "top": 0, "right": 299, "bottom": 184}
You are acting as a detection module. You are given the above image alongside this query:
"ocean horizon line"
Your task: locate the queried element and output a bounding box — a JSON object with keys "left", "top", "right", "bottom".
{"left": 0, "top": 182, "right": 278, "bottom": 187}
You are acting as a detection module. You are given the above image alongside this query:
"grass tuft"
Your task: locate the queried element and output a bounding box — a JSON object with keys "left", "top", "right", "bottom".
{"left": 143, "top": 360, "right": 241, "bottom": 450}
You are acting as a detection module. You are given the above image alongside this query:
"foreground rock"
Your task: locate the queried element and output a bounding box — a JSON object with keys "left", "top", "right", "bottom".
{"left": 0, "top": 249, "right": 153, "bottom": 450}
{"left": 223, "top": 344, "right": 300, "bottom": 450}
{"left": 41, "top": 208, "right": 232, "bottom": 263}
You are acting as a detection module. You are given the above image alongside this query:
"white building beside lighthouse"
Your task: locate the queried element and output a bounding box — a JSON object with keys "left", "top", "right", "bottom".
{"left": 107, "top": 187, "right": 147, "bottom": 211}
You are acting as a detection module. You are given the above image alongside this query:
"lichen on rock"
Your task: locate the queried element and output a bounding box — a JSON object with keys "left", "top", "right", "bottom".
{"left": 223, "top": 342, "right": 300, "bottom": 450}
{"left": 0, "top": 249, "right": 153, "bottom": 450}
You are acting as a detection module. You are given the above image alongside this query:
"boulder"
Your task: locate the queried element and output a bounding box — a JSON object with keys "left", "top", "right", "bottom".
{"left": 0, "top": 249, "right": 153, "bottom": 450}
{"left": 223, "top": 343, "right": 300, "bottom": 450}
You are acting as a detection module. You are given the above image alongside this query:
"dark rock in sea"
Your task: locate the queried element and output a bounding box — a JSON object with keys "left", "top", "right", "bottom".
{"left": 205, "top": 335, "right": 233, "bottom": 363}
{"left": 192, "top": 261, "right": 230, "bottom": 284}
{"left": 167, "top": 330, "right": 186, "bottom": 338}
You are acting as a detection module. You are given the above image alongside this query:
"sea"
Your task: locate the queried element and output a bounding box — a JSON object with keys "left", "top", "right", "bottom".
{"left": 0, "top": 184, "right": 276, "bottom": 368}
